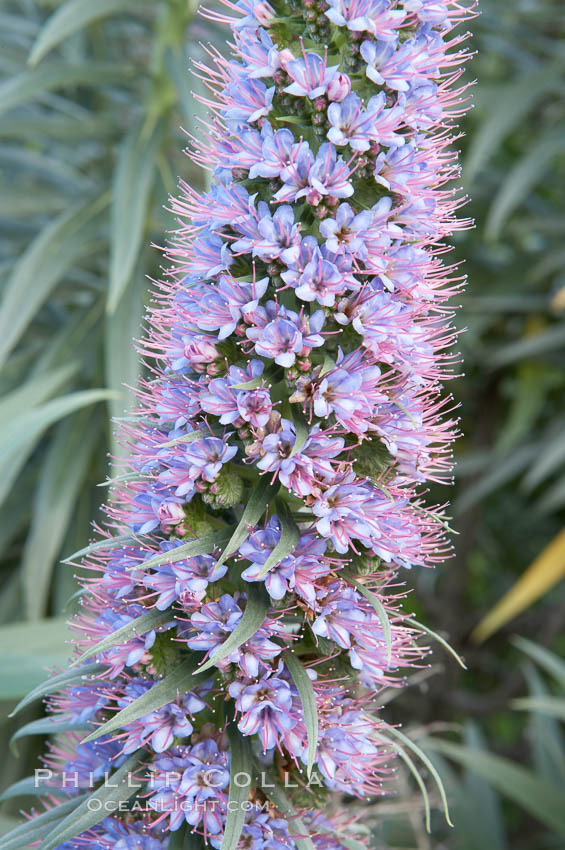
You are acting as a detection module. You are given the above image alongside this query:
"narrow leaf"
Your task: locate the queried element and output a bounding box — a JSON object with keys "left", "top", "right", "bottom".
{"left": 215, "top": 476, "right": 279, "bottom": 568}
{"left": 256, "top": 767, "right": 315, "bottom": 850}
{"left": 38, "top": 752, "right": 142, "bottom": 850}
{"left": 408, "top": 618, "right": 466, "bottom": 669}
{"left": 107, "top": 120, "right": 163, "bottom": 313}
{"left": 487, "top": 129, "right": 563, "bottom": 239}
{"left": 22, "top": 413, "right": 98, "bottom": 620}
{"left": 157, "top": 431, "right": 205, "bottom": 449}
{"left": 0, "top": 196, "right": 106, "bottom": 368}
{"left": 0, "top": 389, "right": 117, "bottom": 466}
{"left": 512, "top": 636, "right": 565, "bottom": 688}
{"left": 10, "top": 662, "right": 108, "bottom": 717}
{"left": 344, "top": 575, "right": 392, "bottom": 665}
{"left": 425, "top": 737, "right": 565, "bottom": 837}
{"left": 285, "top": 653, "right": 318, "bottom": 778}
{"left": 104, "top": 268, "right": 146, "bottom": 460}
{"left": 384, "top": 726, "right": 452, "bottom": 826}
{"left": 0, "top": 776, "right": 68, "bottom": 802}
{"left": 472, "top": 528, "right": 565, "bottom": 643}
{"left": 63, "top": 532, "right": 137, "bottom": 563}
{"left": 82, "top": 659, "right": 205, "bottom": 743}
{"left": 256, "top": 499, "right": 299, "bottom": 579}
{"left": 71, "top": 608, "right": 172, "bottom": 667}
{"left": 11, "top": 716, "right": 89, "bottom": 752}
{"left": 373, "top": 731, "right": 431, "bottom": 832}
{"left": 139, "top": 530, "right": 233, "bottom": 572}
{"left": 512, "top": 696, "right": 565, "bottom": 721}
{"left": 0, "top": 796, "right": 86, "bottom": 850}
{"left": 221, "top": 710, "right": 252, "bottom": 850}
{"left": 0, "top": 63, "right": 135, "bottom": 116}
{"left": 195, "top": 585, "right": 268, "bottom": 674}
{"left": 29, "top": 0, "right": 149, "bottom": 66}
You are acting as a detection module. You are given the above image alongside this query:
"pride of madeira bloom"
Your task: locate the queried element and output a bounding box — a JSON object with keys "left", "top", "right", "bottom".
{"left": 5, "top": 2, "right": 476, "bottom": 849}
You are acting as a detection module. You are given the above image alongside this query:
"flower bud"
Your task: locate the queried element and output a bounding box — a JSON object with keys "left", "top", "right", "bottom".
{"left": 327, "top": 72, "right": 351, "bottom": 102}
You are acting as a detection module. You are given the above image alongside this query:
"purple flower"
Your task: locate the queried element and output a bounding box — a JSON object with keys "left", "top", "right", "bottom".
{"left": 225, "top": 75, "right": 274, "bottom": 124}
{"left": 16, "top": 0, "right": 476, "bottom": 842}
{"left": 253, "top": 204, "right": 300, "bottom": 263}
{"left": 185, "top": 594, "right": 283, "bottom": 677}
{"left": 319, "top": 203, "right": 373, "bottom": 257}
{"left": 120, "top": 683, "right": 205, "bottom": 753}
{"left": 180, "top": 437, "right": 238, "bottom": 483}
{"left": 324, "top": 0, "right": 406, "bottom": 38}
{"left": 144, "top": 547, "right": 227, "bottom": 609}
{"left": 194, "top": 274, "right": 269, "bottom": 340}
{"left": 284, "top": 53, "right": 339, "bottom": 99}
{"left": 229, "top": 674, "right": 297, "bottom": 750}
{"left": 306, "top": 143, "right": 354, "bottom": 203}
{"left": 295, "top": 257, "right": 345, "bottom": 307}
{"left": 251, "top": 317, "right": 303, "bottom": 367}
{"left": 249, "top": 127, "right": 295, "bottom": 179}
{"left": 200, "top": 360, "right": 265, "bottom": 424}
{"left": 237, "top": 388, "right": 273, "bottom": 427}
{"left": 149, "top": 740, "right": 229, "bottom": 833}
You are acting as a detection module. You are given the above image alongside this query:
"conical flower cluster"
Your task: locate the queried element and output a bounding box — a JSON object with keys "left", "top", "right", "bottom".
{"left": 8, "top": 2, "right": 475, "bottom": 848}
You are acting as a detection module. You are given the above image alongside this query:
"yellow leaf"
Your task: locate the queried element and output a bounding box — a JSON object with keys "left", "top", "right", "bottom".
{"left": 471, "top": 527, "right": 565, "bottom": 643}
{"left": 551, "top": 285, "right": 565, "bottom": 313}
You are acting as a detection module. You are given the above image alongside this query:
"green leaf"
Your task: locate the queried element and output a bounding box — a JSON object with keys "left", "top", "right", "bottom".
{"left": 0, "top": 195, "right": 107, "bottom": 368}
{"left": 284, "top": 653, "right": 318, "bottom": 778}
{"left": 512, "top": 696, "right": 565, "bottom": 721}
{"left": 139, "top": 529, "right": 233, "bottom": 572}
{"left": 71, "top": 607, "right": 172, "bottom": 667}
{"left": 168, "top": 826, "right": 205, "bottom": 850}
{"left": 29, "top": 0, "right": 150, "bottom": 66}
{"left": 215, "top": 476, "right": 279, "bottom": 568}
{"left": 523, "top": 421, "right": 565, "bottom": 491}
{"left": 10, "top": 716, "right": 89, "bottom": 753}
{"left": 255, "top": 768, "right": 315, "bottom": 850}
{"left": 288, "top": 408, "right": 309, "bottom": 458}
{"left": 157, "top": 430, "right": 205, "bottom": 449}
{"left": 0, "top": 795, "right": 86, "bottom": 850}
{"left": 458, "top": 723, "right": 508, "bottom": 850}
{"left": 195, "top": 585, "right": 268, "bottom": 674}
{"left": 375, "top": 733, "right": 432, "bottom": 833}
{"left": 9, "top": 661, "right": 108, "bottom": 717}
{"left": 408, "top": 618, "right": 467, "bottom": 669}
{"left": 82, "top": 658, "right": 205, "bottom": 743}
{"left": 490, "top": 325, "right": 565, "bottom": 369}
{"left": 104, "top": 270, "right": 147, "bottom": 461}
{"left": 0, "top": 618, "right": 74, "bottom": 702}
{"left": 0, "top": 776, "right": 68, "bottom": 802}
{"left": 343, "top": 575, "right": 392, "bottom": 665}
{"left": 0, "top": 63, "right": 135, "bottom": 116}
{"left": 464, "top": 66, "right": 562, "bottom": 182}
{"left": 512, "top": 636, "right": 565, "bottom": 688}
{"left": 0, "top": 365, "right": 77, "bottom": 429}
{"left": 256, "top": 499, "right": 299, "bottom": 579}
{"left": 523, "top": 667, "right": 565, "bottom": 787}
{"left": 62, "top": 532, "right": 137, "bottom": 564}
{"left": 107, "top": 120, "right": 163, "bottom": 314}
{"left": 38, "top": 751, "right": 142, "bottom": 850}
{"left": 425, "top": 737, "right": 565, "bottom": 837}
{"left": 221, "top": 709, "right": 253, "bottom": 850}
{"left": 382, "top": 726, "right": 452, "bottom": 826}
{"left": 0, "top": 389, "right": 117, "bottom": 467}
{"left": 22, "top": 412, "right": 99, "bottom": 620}
{"left": 486, "top": 128, "right": 564, "bottom": 239}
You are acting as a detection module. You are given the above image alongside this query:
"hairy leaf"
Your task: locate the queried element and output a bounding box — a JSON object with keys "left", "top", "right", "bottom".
{"left": 285, "top": 653, "right": 318, "bottom": 777}
{"left": 195, "top": 585, "right": 268, "bottom": 674}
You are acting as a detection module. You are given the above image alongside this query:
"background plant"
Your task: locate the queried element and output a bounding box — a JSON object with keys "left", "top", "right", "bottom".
{"left": 0, "top": 0, "right": 564, "bottom": 847}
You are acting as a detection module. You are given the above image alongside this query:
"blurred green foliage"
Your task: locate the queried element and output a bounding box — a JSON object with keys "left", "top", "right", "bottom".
{"left": 0, "top": 0, "right": 564, "bottom": 847}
